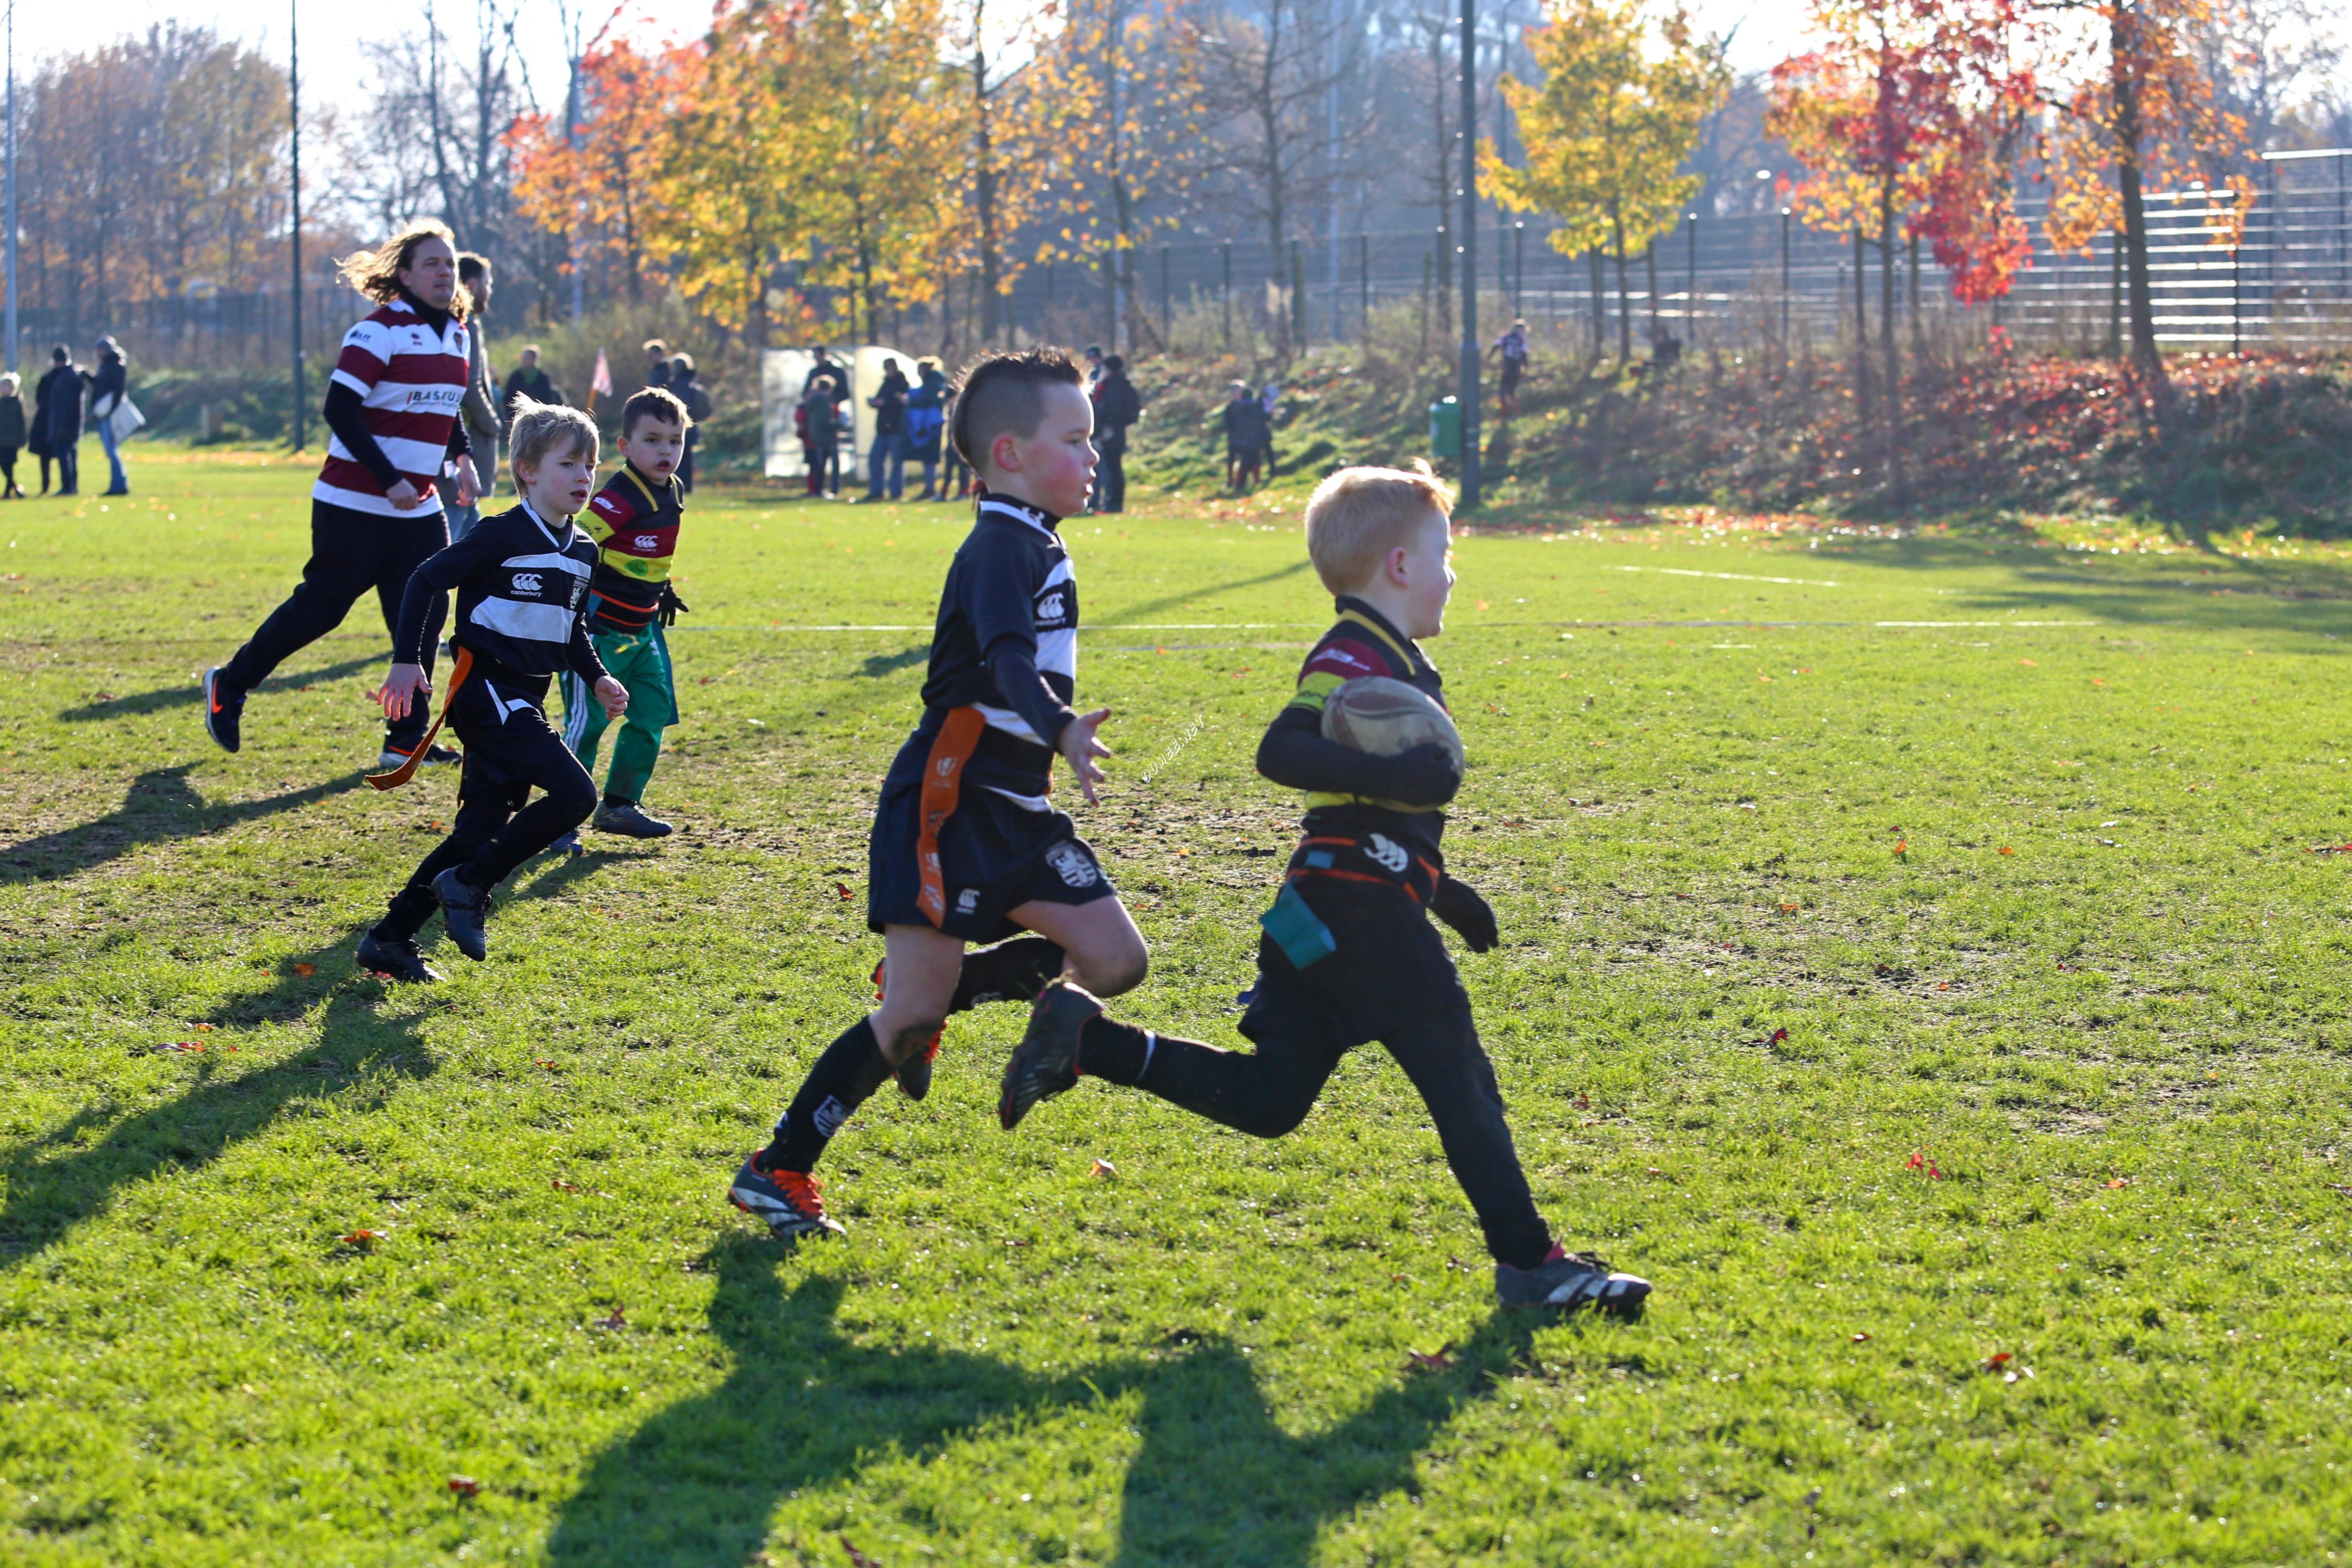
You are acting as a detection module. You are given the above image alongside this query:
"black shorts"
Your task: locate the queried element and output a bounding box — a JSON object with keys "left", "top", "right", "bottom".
{"left": 867, "top": 780, "right": 1114, "bottom": 944}
{"left": 1242, "top": 874, "right": 1471, "bottom": 1054}
{"left": 446, "top": 672, "right": 592, "bottom": 803}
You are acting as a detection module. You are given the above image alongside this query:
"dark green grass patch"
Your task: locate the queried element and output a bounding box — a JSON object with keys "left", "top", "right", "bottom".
{"left": 2, "top": 455, "right": 2351, "bottom": 1564}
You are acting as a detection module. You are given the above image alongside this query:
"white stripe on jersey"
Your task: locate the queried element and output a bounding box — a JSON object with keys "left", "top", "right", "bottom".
{"left": 984, "top": 786, "right": 1055, "bottom": 812}
{"left": 973, "top": 701, "right": 1044, "bottom": 744}
{"left": 500, "top": 550, "right": 592, "bottom": 579}
{"left": 312, "top": 478, "right": 446, "bottom": 516}
{"left": 471, "top": 596, "right": 577, "bottom": 644}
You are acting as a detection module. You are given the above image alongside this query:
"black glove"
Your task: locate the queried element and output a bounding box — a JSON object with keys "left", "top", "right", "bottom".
{"left": 1429, "top": 874, "right": 1499, "bottom": 952}
{"left": 657, "top": 582, "right": 690, "bottom": 627}
{"left": 1369, "top": 742, "right": 1462, "bottom": 808}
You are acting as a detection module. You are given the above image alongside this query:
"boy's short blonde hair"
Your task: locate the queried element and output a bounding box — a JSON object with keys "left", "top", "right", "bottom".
{"left": 507, "top": 396, "right": 598, "bottom": 479}
{"left": 1302, "top": 463, "right": 1454, "bottom": 594}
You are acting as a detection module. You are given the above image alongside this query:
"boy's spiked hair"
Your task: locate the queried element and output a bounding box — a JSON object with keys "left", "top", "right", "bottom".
{"left": 621, "top": 385, "right": 691, "bottom": 436}
{"left": 1302, "top": 462, "right": 1454, "bottom": 595}
{"left": 507, "top": 396, "right": 599, "bottom": 481}
{"left": 951, "top": 347, "right": 1083, "bottom": 473}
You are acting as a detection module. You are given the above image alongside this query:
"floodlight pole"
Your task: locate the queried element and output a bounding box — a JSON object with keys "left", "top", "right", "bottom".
{"left": 289, "top": 0, "right": 305, "bottom": 451}
{"left": 4, "top": 0, "right": 16, "bottom": 374}
{"left": 1456, "top": 0, "right": 1479, "bottom": 510}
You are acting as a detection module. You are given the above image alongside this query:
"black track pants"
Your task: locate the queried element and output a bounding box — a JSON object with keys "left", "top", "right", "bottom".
{"left": 221, "top": 498, "right": 448, "bottom": 748}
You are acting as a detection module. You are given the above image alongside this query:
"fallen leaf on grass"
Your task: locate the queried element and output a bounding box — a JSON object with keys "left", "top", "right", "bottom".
{"left": 293, "top": 963, "right": 316, "bottom": 977}
{"left": 834, "top": 883, "right": 853, "bottom": 900}
{"left": 447, "top": 1475, "right": 481, "bottom": 1499}
{"left": 194, "top": 1023, "right": 214, "bottom": 1032}
{"left": 1997, "top": 846, "right": 2015, "bottom": 855}
{"left": 154, "top": 1041, "right": 205, "bottom": 1054}
{"left": 1403, "top": 1345, "right": 1456, "bottom": 1374}
{"left": 1090, "top": 1158, "right": 1117, "bottom": 1179}
{"left": 841, "top": 1535, "right": 885, "bottom": 1568}
{"left": 2106, "top": 1177, "right": 2132, "bottom": 1189}
{"left": 2018, "top": 658, "right": 2038, "bottom": 667}
{"left": 1904, "top": 1153, "right": 1945, "bottom": 1180}
{"left": 1746, "top": 1027, "right": 1790, "bottom": 1047}
{"left": 2326, "top": 1183, "right": 2352, "bottom": 1196}
{"left": 1892, "top": 839, "right": 1908, "bottom": 857}
{"left": 1778, "top": 901, "right": 1799, "bottom": 912}
{"left": 552, "top": 1179, "right": 581, "bottom": 1193}
{"left": 341, "top": 1230, "right": 386, "bottom": 1248}
{"left": 1985, "top": 1351, "right": 2012, "bottom": 1370}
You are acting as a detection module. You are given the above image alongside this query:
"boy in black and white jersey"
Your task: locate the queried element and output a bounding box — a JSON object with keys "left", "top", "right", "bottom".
{"left": 355, "top": 398, "right": 628, "bottom": 982}
{"left": 727, "top": 348, "right": 1148, "bottom": 1243}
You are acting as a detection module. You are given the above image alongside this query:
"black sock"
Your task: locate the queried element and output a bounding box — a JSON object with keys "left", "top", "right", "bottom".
{"left": 603, "top": 794, "right": 632, "bottom": 809}
{"left": 760, "top": 1018, "right": 892, "bottom": 1173}
{"left": 1077, "top": 1015, "right": 1160, "bottom": 1086}
{"left": 950, "top": 936, "right": 1065, "bottom": 1013}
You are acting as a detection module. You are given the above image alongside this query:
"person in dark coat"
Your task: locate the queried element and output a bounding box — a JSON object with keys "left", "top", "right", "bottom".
{"left": 501, "top": 346, "right": 562, "bottom": 432}
{"left": 668, "top": 354, "right": 711, "bottom": 492}
{"left": 861, "top": 358, "right": 908, "bottom": 502}
{"left": 1090, "top": 354, "right": 1142, "bottom": 513}
{"left": 1220, "top": 380, "right": 1269, "bottom": 492}
{"left": 89, "top": 336, "right": 131, "bottom": 495}
{"left": 0, "top": 372, "right": 26, "bottom": 498}
{"left": 802, "top": 349, "right": 849, "bottom": 496}
{"left": 643, "top": 339, "right": 671, "bottom": 392}
{"left": 905, "top": 360, "right": 948, "bottom": 499}
{"left": 34, "top": 346, "right": 84, "bottom": 496}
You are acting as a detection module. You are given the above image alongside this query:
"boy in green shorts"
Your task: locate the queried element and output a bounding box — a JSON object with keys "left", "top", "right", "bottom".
{"left": 562, "top": 386, "right": 691, "bottom": 839}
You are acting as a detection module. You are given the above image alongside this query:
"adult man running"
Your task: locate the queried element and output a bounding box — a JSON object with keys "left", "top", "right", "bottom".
{"left": 202, "top": 219, "right": 480, "bottom": 771}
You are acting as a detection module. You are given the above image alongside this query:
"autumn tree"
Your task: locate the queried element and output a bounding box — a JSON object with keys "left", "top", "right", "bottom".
{"left": 512, "top": 39, "right": 689, "bottom": 306}
{"left": 1768, "top": 0, "right": 2033, "bottom": 423}
{"left": 2040, "top": 0, "right": 2252, "bottom": 375}
{"left": 793, "top": 0, "right": 967, "bottom": 340}
{"left": 1026, "top": 0, "right": 1205, "bottom": 353}
{"left": 1488, "top": 0, "right": 1727, "bottom": 362}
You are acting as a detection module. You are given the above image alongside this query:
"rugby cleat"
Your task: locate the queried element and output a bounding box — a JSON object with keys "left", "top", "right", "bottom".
{"left": 431, "top": 869, "right": 492, "bottom": 961}
{"left": 728, "top": 1154, "right": 846, "bottom": 1242}
{"left": 592, "top": 801, "right": 674, "bottom": 838}
{"left": 549, "top": 829, "right": 585, "bottom": 857}
{"left": 895, "top": 1032, "right": 943, "bottom": 1102}
{"left": 998, "top": 979, "right": 1099, "bottom": 1131}
{"left": 356, "top": 930, "right": 442, "bottom": 984}
{"left": 1494, "top": 1246, "right": 1652, "bottom": 1316}
{"left": 202, "top": 668, "right": 243, "bottom": 753}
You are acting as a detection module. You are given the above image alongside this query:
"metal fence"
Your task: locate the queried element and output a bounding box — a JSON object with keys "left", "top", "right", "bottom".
{"left": 1069, "top": 149, "right": 2352, "bottom": 359}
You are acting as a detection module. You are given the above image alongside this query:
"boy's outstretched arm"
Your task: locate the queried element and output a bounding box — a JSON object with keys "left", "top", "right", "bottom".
{"left": 1254, "top": 703, "right": 1461, "bottom": 806}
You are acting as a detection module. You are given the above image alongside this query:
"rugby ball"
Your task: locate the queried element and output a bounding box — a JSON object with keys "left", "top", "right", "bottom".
{"left": 1321, "top": 676, "right": 1464, "bottom": 771}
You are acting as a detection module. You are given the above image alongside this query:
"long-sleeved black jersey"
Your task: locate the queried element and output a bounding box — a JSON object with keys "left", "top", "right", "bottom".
{"left": 886, "top": 491, "right": 1079, "bottom": 804}
{"left": 393, "top": 500, "right": 608, "bottom": 689}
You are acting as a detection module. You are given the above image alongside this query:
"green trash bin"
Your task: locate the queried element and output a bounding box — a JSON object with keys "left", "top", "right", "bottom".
{"left": 1429, "top": 396, "right": 1461, "bottom": 459}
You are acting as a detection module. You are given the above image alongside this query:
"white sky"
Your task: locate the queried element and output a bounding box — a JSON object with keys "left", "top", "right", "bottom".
{"left": 20, "top": 0, "right": 1812, "bottom": 105}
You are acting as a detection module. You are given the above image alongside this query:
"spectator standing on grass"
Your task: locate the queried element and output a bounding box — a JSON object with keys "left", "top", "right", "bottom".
{"left": 940, "top": 379, "right": 973, "bottom": 499}
{"left": 448, "top": 255, "right": 500, "bottom": 541}
{"left": 1487, "top": 319, "right": 1529, "bottom": 418}
{"left": 906, "top": 359, "right": 948, "bottom": 499}
{"left": 1220, "top": 380, "right": 1267, "bottom": 492}
{"left": 803, "top": 348, "right": 849, "bottom": 496}
{"left": 0, "top": 372, "right": 25, "bottom": 498}
{"left": 669, "top": 353, "right": 712, "bottom": 492}
{"left": 643, "top": 339, "right": 671, "bottom": 393}
{"left": 35, "top": 346, "right": 84, "bottom": 496}
{"left": 89, "top": 337, "right": 131, "bottom": 496}
{"left": 862, "top": 358, "right": 909, "bottom": 502}
{"left": 200, "top": 218, "right": 480, "bottom": 772}
{"left": 1091, "top": 353, "right": 1142, "bottom": 514}
{"left": 797, "top": 380, "right": 837, "bottom": 496}
{"left": 502, "top": 346, "right": 562, "bottom": 432}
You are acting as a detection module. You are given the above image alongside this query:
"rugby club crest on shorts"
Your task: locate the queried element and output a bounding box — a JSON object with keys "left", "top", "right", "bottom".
{"left": 1045, "top": 842, "right": 1099, "bottom": 888}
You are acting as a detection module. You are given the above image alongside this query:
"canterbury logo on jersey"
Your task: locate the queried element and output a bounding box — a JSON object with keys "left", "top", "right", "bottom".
{"left": 1366, "top": 833, "right": 1409, "bottom": 874}
{"left": 634, "top": 534, "right": 659, "bottom": 550}
{"left": 511, "top": 572, "right": 543, "bottom": 594}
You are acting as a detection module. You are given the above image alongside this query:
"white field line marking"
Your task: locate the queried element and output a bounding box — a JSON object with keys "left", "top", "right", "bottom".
{"left": 1871, "top": 620, "right": 2099, "bottom": 628}
{"left": 1606, "top": 565, "right": 1842, "bottom": 587}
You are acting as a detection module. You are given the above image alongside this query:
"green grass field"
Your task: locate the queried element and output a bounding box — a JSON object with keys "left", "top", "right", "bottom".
{"left": 5, "top": 449, "right": 2352, "bottom": 1566}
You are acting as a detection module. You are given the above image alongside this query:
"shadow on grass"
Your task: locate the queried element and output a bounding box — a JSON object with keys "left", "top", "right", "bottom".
{"left": 0, "top": 939, "right": 438, "bottom": 1267}
{"left": 544, "top": 1237, "right": 1537, "bottom": 1568}
{"left": 1092, "top": 560, "right": 1315, "bottom": 628}
{"left": 858, "top": 644, "right": 930, "bottom": 677}
{"left": 54, "top": 654, "right": 384, "bottom": 723}
{"left": 0, "top": 766, "right": 361, "bottom": 886}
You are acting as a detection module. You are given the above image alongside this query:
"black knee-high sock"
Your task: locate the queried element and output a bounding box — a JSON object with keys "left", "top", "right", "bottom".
{"left": 761, "top": 1018, "right": 893, "bottom": 1173}
{"left": 1078, "top": 1015, "right": 1163, "bottom": 1086}
{"left": 950, "top": 936, "right": 1065, "bottom": 1012}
